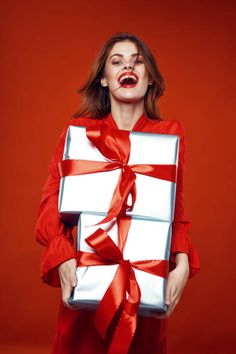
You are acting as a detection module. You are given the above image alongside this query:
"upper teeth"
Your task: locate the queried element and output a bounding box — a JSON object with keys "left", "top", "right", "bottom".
{"left": 119, "top": 75, "right": 138, "bottom": 84}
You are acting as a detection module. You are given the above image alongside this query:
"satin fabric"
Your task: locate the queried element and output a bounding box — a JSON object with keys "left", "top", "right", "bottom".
{"left": 35, "top": 113, "right": 200, "bottom": 354}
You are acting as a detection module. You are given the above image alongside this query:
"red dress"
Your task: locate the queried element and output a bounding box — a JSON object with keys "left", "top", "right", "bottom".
{"left": 35, "top": 113, "right": 200, "bottom": 354}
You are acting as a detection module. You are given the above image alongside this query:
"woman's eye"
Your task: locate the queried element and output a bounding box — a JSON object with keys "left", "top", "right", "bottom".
{"left": 134, "top": 59, "right": 144, "bottom": 65}
{"left": 112, "top": 60, "right": 122, "bottom": 65}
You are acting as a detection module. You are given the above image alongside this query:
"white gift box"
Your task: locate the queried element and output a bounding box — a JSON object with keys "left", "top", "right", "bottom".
{"left": 69, "top": 213, "right": 172, "bottom": 315}
{"left": 58, "top": 125, "right": 179, "bottom": 224}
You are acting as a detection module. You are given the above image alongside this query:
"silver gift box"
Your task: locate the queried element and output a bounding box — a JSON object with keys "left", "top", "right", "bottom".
{"left": 58, "top": 126, "right": 179, "bottom": 224}
{"left": 69, "top": 213, "right": 172, "bottom": 315}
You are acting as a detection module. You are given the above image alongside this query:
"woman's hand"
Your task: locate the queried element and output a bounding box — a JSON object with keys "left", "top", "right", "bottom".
{"left": 153, "top": 253, "right": 190, "bottom": 319}
{"left": 58, "top": 258, "right": 78, "bottom": 309}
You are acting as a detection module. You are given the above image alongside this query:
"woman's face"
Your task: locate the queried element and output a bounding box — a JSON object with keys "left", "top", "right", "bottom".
{"left": 101, "top": 41, "right": 152, "bottom": 104}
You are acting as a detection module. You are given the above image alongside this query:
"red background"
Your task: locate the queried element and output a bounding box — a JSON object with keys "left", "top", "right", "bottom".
{"left": 0, "top": 1, "right": 235, "bottom": 353}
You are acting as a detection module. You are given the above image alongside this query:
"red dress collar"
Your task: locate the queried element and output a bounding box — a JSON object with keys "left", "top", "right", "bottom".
{"left": 105, "top": 113, "right": 148, "bottom": 132}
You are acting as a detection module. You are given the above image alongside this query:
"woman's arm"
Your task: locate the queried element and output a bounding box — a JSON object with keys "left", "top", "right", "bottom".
{"left": 154, "top": 121, "right": 200, "bottom": 319}
{"left": 35, "top": 120, "right": 78, "bottom": 289}
{"left": 169, "top": 122, "right": 200, "bottom": 277}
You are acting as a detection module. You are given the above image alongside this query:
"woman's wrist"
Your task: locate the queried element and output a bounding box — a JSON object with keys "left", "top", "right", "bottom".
{"left": 174, "top": 252, "right": 189, "bottom": 268}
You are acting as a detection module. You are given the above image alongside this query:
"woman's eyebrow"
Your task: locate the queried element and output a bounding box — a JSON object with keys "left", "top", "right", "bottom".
{"left": 110, "top": 52, "right": 140, "bottom": 59}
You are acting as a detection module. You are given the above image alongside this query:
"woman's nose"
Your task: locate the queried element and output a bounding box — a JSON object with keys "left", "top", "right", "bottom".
{"left": 123, "top": 63, "right": 133, "bottom": 70}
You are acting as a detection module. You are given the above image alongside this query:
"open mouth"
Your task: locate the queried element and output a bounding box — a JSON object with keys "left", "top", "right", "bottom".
{"left": 118, "top": 72, "right": 138, "bottom": 87}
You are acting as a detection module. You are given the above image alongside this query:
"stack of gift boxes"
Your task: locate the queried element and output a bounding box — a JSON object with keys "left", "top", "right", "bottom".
{"left": 59, "top": 126, "right": 179, "bottom": 316}
{"left": 58, "top": 125, "right": 179, "bottom": 317}
{"left": 58, "top": 124, "right": 179, "bottom": 352}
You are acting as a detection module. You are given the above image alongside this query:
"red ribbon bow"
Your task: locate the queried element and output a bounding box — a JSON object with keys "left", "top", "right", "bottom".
{"left": 77, "top": 217, "right": 169, "bottom": 354}
{"left": 59, "top": 125, "right": 177, "bottom": 224}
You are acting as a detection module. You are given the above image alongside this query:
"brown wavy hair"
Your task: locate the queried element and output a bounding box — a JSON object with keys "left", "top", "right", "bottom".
{"left": 73, "top": 32, "right": 165, "bottom": 119}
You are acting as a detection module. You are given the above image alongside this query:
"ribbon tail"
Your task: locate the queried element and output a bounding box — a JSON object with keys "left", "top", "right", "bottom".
{"left": 122, "top": 183, "right": 137, "bottom": 212}
{"left": 108, "top": 268, "right": 140, "bottom": 354}
{"left": 95, "top": 261, "right": 129, "bottom": 338}
{"left": 97, "top": 168, "right": 136, "bottom": 225}
{"left": 108, "top": 310, "right": 137, "bottom": 354}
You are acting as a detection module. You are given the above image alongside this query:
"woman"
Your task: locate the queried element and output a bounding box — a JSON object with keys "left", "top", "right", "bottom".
{"left": 35, "top": 32, "right": 200, "bottom": 354}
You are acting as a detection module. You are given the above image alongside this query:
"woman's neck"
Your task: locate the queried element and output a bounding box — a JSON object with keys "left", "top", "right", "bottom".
{"left": 110, "top": 100, "right": 144, "bottom": 131}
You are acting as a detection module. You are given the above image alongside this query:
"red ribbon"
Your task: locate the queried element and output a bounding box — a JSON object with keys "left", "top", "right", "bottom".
{"left": 77, "top": 217, "right": 169, "bottom": 354}
{"left": 58, "top": 126, "right": 177, "bottom": 224}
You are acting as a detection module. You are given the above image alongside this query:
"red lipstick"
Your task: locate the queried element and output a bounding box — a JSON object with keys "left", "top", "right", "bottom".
{"left": 118, "top": 71, "right": 139, "bottom": 88}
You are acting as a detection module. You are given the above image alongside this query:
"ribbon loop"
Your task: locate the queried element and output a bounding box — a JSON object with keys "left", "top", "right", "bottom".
{"left": 86, "top": 125, "right": 131, "bottom": 164}
{"left": 86, "top": 228, "right": 123, "bottom": 263}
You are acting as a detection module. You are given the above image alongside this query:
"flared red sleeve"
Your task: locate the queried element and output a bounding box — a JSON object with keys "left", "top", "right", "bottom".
{"left": 35, "top": 120, "right": 77, "bottom": 287}
{"left": 170, "top": 122, "right": 200, "bottom": 277}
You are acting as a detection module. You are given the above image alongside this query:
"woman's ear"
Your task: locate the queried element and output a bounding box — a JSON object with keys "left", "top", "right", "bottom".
{"left": 148, "top": 76, "right": 154, "bottom": 86}
{"left": 101, "top": 77, "right": 108, "bottom": 87}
